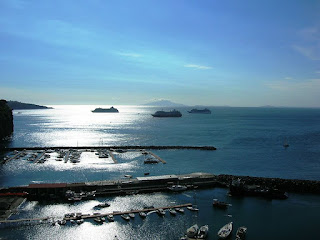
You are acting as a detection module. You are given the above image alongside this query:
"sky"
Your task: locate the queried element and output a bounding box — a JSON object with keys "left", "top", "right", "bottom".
{"left": 0, "top": 0, "right": 320, "bottom": 107}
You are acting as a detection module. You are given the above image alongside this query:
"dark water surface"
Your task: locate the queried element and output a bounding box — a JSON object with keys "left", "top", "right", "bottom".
{"left": 1, "top": 106, "right": 319, "bottom": 239}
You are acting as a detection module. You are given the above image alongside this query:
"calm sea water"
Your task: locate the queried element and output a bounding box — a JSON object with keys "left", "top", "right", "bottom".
{"left": 1, "top": 105, "right": 320, "bottom": 239}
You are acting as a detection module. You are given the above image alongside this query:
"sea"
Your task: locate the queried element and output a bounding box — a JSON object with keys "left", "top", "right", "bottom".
{"left": 0, "top": 105, "right": 320, "bottom": 240}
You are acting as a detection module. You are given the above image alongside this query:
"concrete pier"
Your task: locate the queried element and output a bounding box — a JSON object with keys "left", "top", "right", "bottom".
{"left": 148, "top": 151, "right": 166, "bottom": 164}
{"left": 108, "top": 151, "right": 117, "bottom": 163}
{"left": 0, "top": 203, "right": 192, "bottom": 224}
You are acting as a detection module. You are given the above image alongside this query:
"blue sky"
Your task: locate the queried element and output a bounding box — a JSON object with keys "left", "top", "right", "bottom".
{"left": 0, "top": 0, "right": 320, "bottom": 107}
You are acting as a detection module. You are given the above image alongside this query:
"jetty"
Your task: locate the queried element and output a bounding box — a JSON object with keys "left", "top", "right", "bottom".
{"left": 108, "top": 151, "right": 117, "bottom": 163}
{"left": 0, "top": 203, "right": 192, "bottom": 224}
{"left": 148, "top": 151, "right": 166, "bottom": 164}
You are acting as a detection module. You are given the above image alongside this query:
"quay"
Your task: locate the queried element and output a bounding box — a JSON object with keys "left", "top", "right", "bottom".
{"left": 2, "top": 173, "right": 320, "bottom": 201}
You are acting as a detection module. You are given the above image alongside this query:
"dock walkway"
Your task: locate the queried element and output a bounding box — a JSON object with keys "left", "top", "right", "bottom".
{"left": 108, "top": 151, "right": 117, "bottom": 163}
{"left": 0, "top": 203, "right": 192, "bottom": 224}
{"left": 148, "top": 151, "right": 166, "bottom": 164}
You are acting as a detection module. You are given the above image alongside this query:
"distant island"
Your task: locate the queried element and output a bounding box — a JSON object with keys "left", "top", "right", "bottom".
{"left": 7, "top": 101, "right": 53, "bottom": 110}
{"left": 143, "top": 100, "right": 186, "bottom": 107}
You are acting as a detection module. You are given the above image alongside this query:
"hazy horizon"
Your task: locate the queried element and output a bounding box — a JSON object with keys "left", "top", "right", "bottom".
{"left": 1, "top": 0, "right": 320, "bottom": 107}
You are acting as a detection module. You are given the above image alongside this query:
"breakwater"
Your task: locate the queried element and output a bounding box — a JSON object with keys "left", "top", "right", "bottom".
{"left": 0, "top": 145, "right": 217, "bottom": 151}
{"left": 2, "top": 173, "right": 320, "bottom": 200}
{"left": 216, "top": 174, "right": 320, "bottom": 194}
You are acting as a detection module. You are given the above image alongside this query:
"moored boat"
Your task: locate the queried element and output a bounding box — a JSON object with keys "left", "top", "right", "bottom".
{"left": 94, "top": 216, "right": 103, "bottom": 223}
{"left": 121, "top": 214, "right": 130, "bottom": 221}
{"left": 175, "top": 207, "right": 185, "bottom": 213}
{"left": 187, "top": 205, "right": 199, "bottom": 211}
{"left": 213, "top": 199, "right": 229, "bottom": 209}
{"left": 169, "top": 208, "right": 177, "bottom": 215}
{"left": 167, "top": 184, "right": 187, "bottom": 192}
{"left": 128, "top": 212, "right": 135, "bottom": 218}
{"left": 139, "top": 211, "right": 147, "bottom": 218}
{"left": 156, "top": 208, "right": 166, "bottom": 216}
{"left": 198, "top": 224, "right": 209, "bottom": 239}
{"left": 186, "top": 224, "right": 199, "bottom": 238}
{"left": 235, "top": 226, "right": 247, "bottom": 240}
{"left": 107, "top": 214, "right": 114, "bottom": 222}
{"left": 217, "top": 222, "right": 233, "bottom": 239}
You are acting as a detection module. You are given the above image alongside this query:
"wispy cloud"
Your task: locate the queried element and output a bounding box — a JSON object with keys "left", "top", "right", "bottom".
{"left": 117, "top": 52, "right": 142, "bottom": 58}
{"left": 266, "top": 79, "right": 320, "bottom": 91}
{"left": 184, "top": 64, "right": 212, "bottom": 70}
{"left": 284, "top": 77, "right": 293, "bottom": 80}
{"left": 292, "top": 26, "right": 320, "bottom": 60}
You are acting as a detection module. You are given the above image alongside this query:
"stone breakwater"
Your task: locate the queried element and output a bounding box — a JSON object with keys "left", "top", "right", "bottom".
{"left": 0, "top": 100, "right": 13, "bottom": 140}
{"left": 215, "top": 174, "right": 320, "bottom": 194}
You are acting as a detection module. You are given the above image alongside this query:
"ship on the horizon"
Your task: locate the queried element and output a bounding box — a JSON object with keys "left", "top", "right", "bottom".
{"left": 92, "top": 106, "right": 119, "bottom": 113}
{"left": 188, "top": 108, "right": 211, "bottom": 114}
{"left": 151, "top": 110, "right": 182, "bottom": 117}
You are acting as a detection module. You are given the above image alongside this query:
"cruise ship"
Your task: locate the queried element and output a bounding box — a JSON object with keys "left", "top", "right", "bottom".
{"left": 188, "top": 108, "right": 211, "bottom": 114}
{"left": 92, "top": 106, "right": 119, "bottom": 113}
{"left": 151, "top": 110, "right": 182, "bottom": 117}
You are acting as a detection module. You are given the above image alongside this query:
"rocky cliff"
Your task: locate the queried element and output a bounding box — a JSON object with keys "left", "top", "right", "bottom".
{"left": 0, "top": 100, "right": 14, "bottom": 140}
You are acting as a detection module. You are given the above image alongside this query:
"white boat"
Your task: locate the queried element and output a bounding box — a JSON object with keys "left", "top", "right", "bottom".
{"left": 175, "top": 207, "right": 184, "bottom": 213}
{"left": 128, "top": 213, "right": 135, "bottom": 218}
{"left": 139, "top": 211, "right": 147, "bottom": 218}
{"left": 156, "top": 209, "right": 166, "bottom": 216}
{"left": 169, "top": 209, "right": 177, "bottom": 215}
{"left": 217, "top": 222, "right": 233, "bottom": 239}
{"left": 167, "top": 185, "right": 187, "bottom": 192}
{"left": 121, "top": 214, "right": 130, "bottom": 221}
{"left": 94, "top": 217, "right": 103, "bottom": 223}
{"left": 187, "top": 205, "right": 199, "bottom": 211}
{"left": 107, "top": 214, "right": 114, "bottom": 222}
{"left": 187, "top": 224, "right": 199, "bottom": 238}
{"left": 198, "top": 225, "right": 209, "bottom": 239}
{"left": 235, "top": 226, "right": 247, "bottom": 240}
{"left": 76, "top": 219, "right": 84, "bottom": 224}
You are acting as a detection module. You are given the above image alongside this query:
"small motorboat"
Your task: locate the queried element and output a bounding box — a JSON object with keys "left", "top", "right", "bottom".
{"left": 107, "top": 214, "right": 114, "bottom": 222}
{"left": 156, "top": 209, "right": 166, "bottom": 216}
{"left": 121, "top": 214, "right": 130, "bottom": 221}
{"left": 94, "top": 217, "right": 103, "bottom": 223}
{"left": 213, "top": 199, "right": 230, "bottom": 209}
{"left": 76, "top": 219, "right": 84, "bottom": 225}
{"left": 95, "top": 202, "right": 110, "bottom": 208}
{"left": 235, "top": 226, "right": 247, "bottom": 240}
{"left": 175, "top": 207, "right": 184, "bottom": 213}
{"left": 197, "top": 225, "right": 209, "bottom": 239}
{"left": 59, "top": 220, "right": 67, "bottom": 225}
{"left": 139, "top": 211, "right": 147, "bottom": 218}
{"left": 167, "top": 185, "right": 187, "bottom": 192}
{"left": 217, "top": 222, "right": 233, "bottom": 239}
{"left": 124, "top": 175, "right": 132, "bottom": 178}
{"left": 186, "top": 224, "right": 199, "bottom": 238}
{"left": 187, "top": 205, "right": 199, "bottom": 211}
{"left": 128, "top": 213, "right": 135, "bottom": 218}
{"left": 169, "top": 209, "right": 177, "bottom": 215}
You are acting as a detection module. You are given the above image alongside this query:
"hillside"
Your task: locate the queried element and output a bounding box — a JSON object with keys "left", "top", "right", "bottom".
{"left": 7, "top": 101, "right": 53, "bottom": 110}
